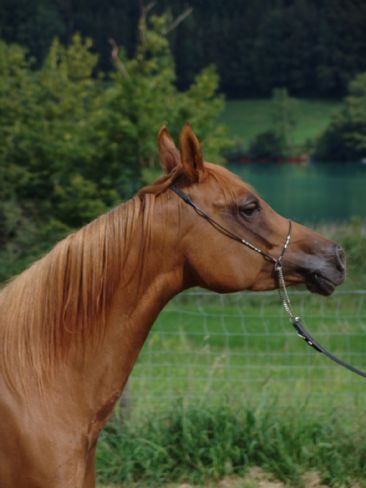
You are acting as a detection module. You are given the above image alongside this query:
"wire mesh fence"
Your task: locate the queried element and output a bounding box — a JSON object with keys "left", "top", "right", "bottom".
{"left": 128, "top": 289, "right": 366, "bottom": 414}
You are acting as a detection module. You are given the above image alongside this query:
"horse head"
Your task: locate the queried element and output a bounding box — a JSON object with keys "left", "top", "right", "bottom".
{"left": 144, "top": 123, "right": 345, "bottom": 296}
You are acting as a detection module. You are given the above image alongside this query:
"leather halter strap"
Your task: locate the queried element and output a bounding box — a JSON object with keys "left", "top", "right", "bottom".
{"left": 170, "top": 184, "right": 291, "bottom": 265}
{"left": 170, "top": 184, "right": 366, "bottom": 380}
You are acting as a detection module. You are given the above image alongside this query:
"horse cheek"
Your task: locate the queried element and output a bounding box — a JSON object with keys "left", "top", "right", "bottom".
{"left": 186, "top": 242, "right": 256, "bottom": 293}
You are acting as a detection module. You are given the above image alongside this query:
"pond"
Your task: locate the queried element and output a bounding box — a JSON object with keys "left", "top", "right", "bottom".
{"left": 230, "top": 163, "right": 366, "bottom": 224}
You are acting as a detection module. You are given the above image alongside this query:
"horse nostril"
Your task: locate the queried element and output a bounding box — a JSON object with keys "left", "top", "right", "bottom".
{"left": 335, "top": 245, "right": 345, "bottom": 271}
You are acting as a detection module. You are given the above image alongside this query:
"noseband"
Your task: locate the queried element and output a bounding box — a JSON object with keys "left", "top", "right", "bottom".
{"left": 171, "top": 184, "right": 366, "bottom": 379}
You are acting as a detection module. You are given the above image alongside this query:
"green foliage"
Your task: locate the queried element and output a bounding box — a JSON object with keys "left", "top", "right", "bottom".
{"left": 0, "top": 34, "right": 107, "bottom": 280}
{"left": 248, "top": 88, "right": 298, "bottom": 161}
{"left": 314, "top": 72, "right": 366, "bottom": 162}
{"left": 94, "top": 14, "right": 232, "bottom": 179}
{"left": 248, "top": 130, "right": 286, "bottom": 162}
{"left": 0, "top": 16, "right": 232, "bottom": 282}
{"left": 96, "top": 403, "right": 366, "bottom": 486}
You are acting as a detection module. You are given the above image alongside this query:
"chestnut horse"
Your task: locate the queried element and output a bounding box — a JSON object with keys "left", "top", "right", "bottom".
{"left": 0, "top": 124, "right": 345, "bottom": 487}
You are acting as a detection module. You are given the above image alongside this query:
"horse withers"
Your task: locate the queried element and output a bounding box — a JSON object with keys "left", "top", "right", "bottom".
{"left": 0, "top": 124, "right": 345, "bottom": 487}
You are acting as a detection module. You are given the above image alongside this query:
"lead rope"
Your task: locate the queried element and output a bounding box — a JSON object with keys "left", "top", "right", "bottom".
{"left": 275, "top": 262, "right": 322, "bottom": 352}
{"left": 272, "top": 224, "right": 319, "bottom": 351}
{"left": 170, "top": 184, "right": 366, "bottom": 379}
{"left": 276, "top": 263, "right": 296, "bottom": 322}
{"left": 276, "top": 261, "right": 366, "bottom": 377}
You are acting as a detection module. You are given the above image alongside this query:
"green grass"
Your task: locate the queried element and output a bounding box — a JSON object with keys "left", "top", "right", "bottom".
{"left": 220, "top": 99, "right": 341, "bottom": 150}
{"left": 96, "top": 403, "right": 366, "bottom": 487}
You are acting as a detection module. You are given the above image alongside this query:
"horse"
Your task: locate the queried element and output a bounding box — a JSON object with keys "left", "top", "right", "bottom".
{"left": 0, "top": 123, "right": 345, "bottom": 487}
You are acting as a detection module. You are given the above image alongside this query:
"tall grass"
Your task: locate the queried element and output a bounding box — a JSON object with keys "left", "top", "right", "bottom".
{"left": 97, "top": 403, "right": 366, "bottom": 487}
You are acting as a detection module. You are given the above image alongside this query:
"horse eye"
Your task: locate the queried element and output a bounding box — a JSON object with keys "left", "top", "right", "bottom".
{"left": 239, "top": 201, "right": 259, "bottom": 217}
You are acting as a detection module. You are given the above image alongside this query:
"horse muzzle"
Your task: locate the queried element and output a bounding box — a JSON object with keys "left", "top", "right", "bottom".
{"left": 303, "top": 244, "right": 346, "bottom": 296}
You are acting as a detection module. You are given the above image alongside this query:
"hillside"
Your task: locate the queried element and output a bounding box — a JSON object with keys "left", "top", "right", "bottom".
{"left": 221, "top": 99, "right": 341, "bottom": 150}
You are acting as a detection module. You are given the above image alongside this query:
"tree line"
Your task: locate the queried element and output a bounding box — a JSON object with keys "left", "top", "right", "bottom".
{"left": 1, "top": 0, "right": 366, "bottom": 98}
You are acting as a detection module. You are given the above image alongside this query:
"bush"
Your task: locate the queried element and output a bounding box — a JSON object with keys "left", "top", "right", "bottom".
{"left": 248, "top": 130, "right": 287, "bottom": 162}
{"left": 314, "top": 72, "right": 366, "bottom": 163}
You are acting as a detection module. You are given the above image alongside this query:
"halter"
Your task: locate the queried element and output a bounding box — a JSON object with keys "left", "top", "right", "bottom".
{"left": 171, "top": 184, "right": 366, "bottom": 379}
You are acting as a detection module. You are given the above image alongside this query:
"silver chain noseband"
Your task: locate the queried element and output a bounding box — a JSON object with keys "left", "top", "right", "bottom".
{"left": 171, "top": 184, "right": 366, "bottom": 379}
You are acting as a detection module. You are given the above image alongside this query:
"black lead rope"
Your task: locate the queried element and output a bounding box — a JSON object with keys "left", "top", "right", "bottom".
{"left": 276, "top": 262, "right": 366, "bottom": 379}
{"left": 292, "top": 317, "right": 366, "bottom": 379}
{"left": 170, "top": 184, "right": 366, "bottom": 380}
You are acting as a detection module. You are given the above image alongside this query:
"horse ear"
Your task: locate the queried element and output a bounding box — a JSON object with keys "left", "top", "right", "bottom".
{"left": 157, "top": 126, "right": 180, "bottom": 174}
{"left": 179, "top": 122, "right": 204, "bottom": 182}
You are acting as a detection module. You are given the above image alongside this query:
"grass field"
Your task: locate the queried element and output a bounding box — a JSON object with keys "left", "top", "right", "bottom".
{"left": 220, "top": 99, "right": 341, "bottom": 150}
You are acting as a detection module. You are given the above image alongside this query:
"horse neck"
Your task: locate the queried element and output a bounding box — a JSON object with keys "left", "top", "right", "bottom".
{"left": 69, "top": 195, "right": 186, "bottom": 414}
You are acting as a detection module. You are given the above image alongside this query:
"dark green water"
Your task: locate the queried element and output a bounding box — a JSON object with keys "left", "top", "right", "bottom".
{"left": 230, "top": 163, "right": 366, "bottom": 223}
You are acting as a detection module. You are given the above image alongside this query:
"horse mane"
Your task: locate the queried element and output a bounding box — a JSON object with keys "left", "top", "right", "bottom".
{"left": 0, "top": 194, "right": 153, "bottom": 390}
